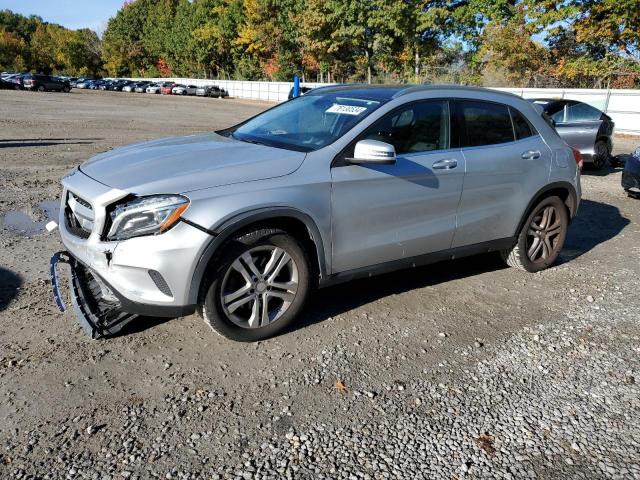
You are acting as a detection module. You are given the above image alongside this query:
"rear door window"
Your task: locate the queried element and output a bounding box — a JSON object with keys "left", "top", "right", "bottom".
{"left": 458, "top": 100, "right": 515, "bottom": 147}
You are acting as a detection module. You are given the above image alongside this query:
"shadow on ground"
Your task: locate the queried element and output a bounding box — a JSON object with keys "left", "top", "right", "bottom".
{"left": 0, "top": 139, "right": 98, "bottom": 148}
{"left": 297, "top": 252, "right": 506, "bottom": 334}
{"left": 561, "top": 199, "right": 629, "bottom": 261}
{"left": 0, "top": 267, "right": 23, "bottom": 311}
{"left": 580, "top": 154, "right": 630, "bottom": 177}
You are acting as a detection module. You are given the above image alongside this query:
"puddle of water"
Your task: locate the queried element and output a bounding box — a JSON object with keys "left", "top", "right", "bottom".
{"left": 0, "top": 200, "right": 60, "bottom": 236}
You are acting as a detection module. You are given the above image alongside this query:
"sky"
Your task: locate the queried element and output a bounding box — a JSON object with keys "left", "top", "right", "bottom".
{"left": 1, "top": 0, "right": 125, "bottom": 35}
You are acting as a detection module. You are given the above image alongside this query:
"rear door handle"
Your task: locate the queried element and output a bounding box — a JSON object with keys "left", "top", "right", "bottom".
{"left": 432, "top": 159, "right": 458, "bottom": 170}
{"left": 522, "top": 150, "right": 541, "bottom": 160}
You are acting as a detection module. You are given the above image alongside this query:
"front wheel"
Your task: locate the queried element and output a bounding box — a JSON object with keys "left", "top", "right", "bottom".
{"left": 38, "top": 85, "right": 45, "bottom": 92}
{"left": 199, "top": 228, "right": 310, "bottom": 341}
{"left": 501, "top": 196, "right": 568, "bottom": 272}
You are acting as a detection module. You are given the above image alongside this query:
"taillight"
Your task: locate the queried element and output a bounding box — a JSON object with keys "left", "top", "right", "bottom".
{"left": 572, "top": 148, "right": 583, "bottom": 170}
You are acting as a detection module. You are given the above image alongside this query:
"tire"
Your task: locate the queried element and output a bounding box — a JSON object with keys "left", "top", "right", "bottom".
{"left": 500, "top": 196, "right": 569, "bottom": 273}
{"left": 37, "top": 85, "right": 45, "bottom": 92}
{"left": 591, "top": 140, "right": 609, "bottom": 170}
{"left": 199, "top": 228, "right": 311, "bottom": 342}
{"left": 63, "top": 86, "right": 70, "bottom": 93}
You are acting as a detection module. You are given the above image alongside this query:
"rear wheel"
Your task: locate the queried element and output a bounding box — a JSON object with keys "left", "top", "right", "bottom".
{"left": 199, "top": 228, "right": 310, "bottom": 341}
{"left": 37, "top": 85, "right": 45, "bottom": 92}
{"left": 591, "top": 140, "right": 609, "bottom": 170}
{"left": 501, "top": 196, "right": 568, "bottom": 272}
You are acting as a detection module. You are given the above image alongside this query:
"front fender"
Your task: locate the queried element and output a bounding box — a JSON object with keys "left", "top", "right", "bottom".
{"left": 186, "top": 207, "right": 329, "bottom": 305}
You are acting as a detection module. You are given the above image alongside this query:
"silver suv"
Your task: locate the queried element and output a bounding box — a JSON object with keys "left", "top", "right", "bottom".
{"left": 51, "top": 85, "right": 581, "bottom": 341}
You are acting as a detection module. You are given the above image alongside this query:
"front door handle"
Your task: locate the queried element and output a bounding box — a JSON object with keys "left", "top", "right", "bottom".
{"left": 432, "top": 159, "right": 458, "bottom": 170}
{"left": 522, "top": 150, "right": 541, "bottom": 160}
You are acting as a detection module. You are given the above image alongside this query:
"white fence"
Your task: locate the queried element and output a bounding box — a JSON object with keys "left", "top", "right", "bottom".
{"left": 131, "top": 77, "right": 331, "bottom": 103}
{"left": 131, "top": 78, "right": 640, "bottom": 134}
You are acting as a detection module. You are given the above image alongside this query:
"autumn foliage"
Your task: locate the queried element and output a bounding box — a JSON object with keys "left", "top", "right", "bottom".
{"left": 1, "top": 1, "right": 639, "bottom": 88}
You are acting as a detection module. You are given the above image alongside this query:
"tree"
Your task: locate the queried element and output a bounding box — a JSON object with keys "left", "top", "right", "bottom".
{"left": 101, "top": 0, "right": 150, "bottom": 76}
{"left": 0, "top": 30, "right": 27, "bottom": 71}
{"left": 478, "top": 17, "right": 549, "bottom": 86}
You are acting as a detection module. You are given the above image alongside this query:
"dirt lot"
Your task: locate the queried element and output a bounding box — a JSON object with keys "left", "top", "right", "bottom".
{"left": 1, "top": 89, "right": 639, "bottom": 479}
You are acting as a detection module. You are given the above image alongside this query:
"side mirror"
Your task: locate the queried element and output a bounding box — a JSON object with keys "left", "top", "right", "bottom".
{"left": 348, "top": 139, "right": 396, "bottom": 165}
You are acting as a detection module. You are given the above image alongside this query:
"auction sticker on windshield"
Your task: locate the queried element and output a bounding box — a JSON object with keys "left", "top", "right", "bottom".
{"left": 326, "top": 104, "right": 368, "bottom": 116}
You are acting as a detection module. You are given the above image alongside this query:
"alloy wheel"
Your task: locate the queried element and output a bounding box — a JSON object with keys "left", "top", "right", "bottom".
{"left": 220, "top": 246, "right": 299, "bottom": 329}
{"left": 526, "top": 205, "right": 563, "bottom": 263}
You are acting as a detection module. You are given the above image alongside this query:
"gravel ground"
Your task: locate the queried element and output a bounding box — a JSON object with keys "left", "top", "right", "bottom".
{"left": 0, "top": 89, "right": 639, "bottom": 479}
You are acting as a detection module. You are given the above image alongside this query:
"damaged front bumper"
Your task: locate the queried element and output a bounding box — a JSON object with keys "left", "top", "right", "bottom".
{"left": 50, "top": 251, "right": 139, "bottom": 338}
{"left": 50, "top": 251, "right": 196, "bottom": 339}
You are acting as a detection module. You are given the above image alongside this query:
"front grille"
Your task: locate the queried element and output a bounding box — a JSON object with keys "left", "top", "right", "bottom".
{"left": 65, "top": 191, "right": 94, "bottom": 238}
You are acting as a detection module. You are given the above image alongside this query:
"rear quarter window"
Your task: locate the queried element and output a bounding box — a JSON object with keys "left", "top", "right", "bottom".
{"left": 509, "top": 107, "right": 537, "bottom": 140}
{"left": 566, "top": 102, "right": 602, "bottom": 122}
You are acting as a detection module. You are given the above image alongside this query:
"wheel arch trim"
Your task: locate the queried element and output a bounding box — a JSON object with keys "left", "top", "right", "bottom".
{"left": 187, "top": 207, "right": 328, "bottom": 305}
{"left": 514, "top": 181, "right": 578, "bottom": 237}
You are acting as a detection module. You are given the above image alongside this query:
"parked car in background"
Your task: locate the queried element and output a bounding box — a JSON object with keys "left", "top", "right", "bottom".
{"left": 196, "top": 85, "right": 228, "bottom": 98}
{"left": 98, "top": 80, "right": 114, "bottom": 90}
{"left": 74, "top": 79, "right": 93, "bottom": 89}
{"left": 172, "top": 84, "right": 198, "bottom": 95}
{"left": 622, "top": 147, "right": 640, "bottom": 197}
{"left": 146, "top": 83, "right": 164, "bottom": 94}
{"left": 531, "top": 99, "right": 614, "bottom": 170}
{"left": 134, "top": 82, "right": 151, "bottom": 93}
{"left": 111, "top": 80, "right": 133, "bottom": 92}
{"left": 0, "top": 77, "right": 13, "bottom": 89}
{"left": 160, "top": 83, "right": 176, "bottom": 94}
{"left": 5, "top": 73, "right": 25, "bottom": 90}
{"left": 51, "top": 85, "right": 581, "bottom": 341}
{"left": 89, "top": 80, "right": 106, "bottom": 90}
{"left": 122, "top": 82, "right": 139, "bottom": 92}
{"left": 22, "top": 74, "right": 71, "bottom": 92}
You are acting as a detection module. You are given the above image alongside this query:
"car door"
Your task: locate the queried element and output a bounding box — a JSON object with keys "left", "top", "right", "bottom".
{"left": 330, "top": 99, "right": 465, "bottom": 273}
{"left": 553, "top": 101, "right": 603, "bottom": 155}
{"left": 452, "top": 100, "right": 553, "bottom": 247}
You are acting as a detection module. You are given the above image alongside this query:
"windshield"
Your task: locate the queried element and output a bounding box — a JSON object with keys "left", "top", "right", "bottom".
{"left": 227, "top": 93, "right": 384, "bottom": 152}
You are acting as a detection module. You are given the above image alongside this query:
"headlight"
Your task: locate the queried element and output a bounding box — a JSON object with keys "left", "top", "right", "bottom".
{"left": 633, "top": 147, "right": 640, "bottom": 159}
{"left": 106, "top": 195, "right": 189, "bottom": 241}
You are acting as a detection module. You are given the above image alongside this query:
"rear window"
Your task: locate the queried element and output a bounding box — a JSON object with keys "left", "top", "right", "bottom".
{"left": 459, "top": 100, "right": 514, "bottom": 147}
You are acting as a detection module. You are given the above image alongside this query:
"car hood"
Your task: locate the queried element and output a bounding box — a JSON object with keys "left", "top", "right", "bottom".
{"left": 79, "top": 132, "right": 306, "bottom": 195}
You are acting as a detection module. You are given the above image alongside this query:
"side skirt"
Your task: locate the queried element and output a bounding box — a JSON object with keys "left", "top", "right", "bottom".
{"left": 319, "top": 237, "right": 516, "bottom": 288}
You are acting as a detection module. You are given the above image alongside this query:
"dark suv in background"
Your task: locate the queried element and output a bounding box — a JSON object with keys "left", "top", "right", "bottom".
{"left": 23, "top": 74, "right": 71, "bottom": 93}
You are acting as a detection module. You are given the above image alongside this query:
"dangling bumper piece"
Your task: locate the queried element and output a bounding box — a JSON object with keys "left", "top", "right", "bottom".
{"left": 50, "top": 251, "right": 138, "bottom": 339}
